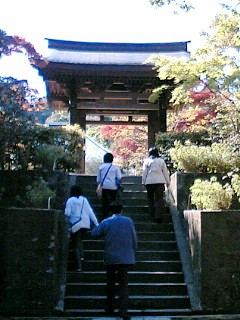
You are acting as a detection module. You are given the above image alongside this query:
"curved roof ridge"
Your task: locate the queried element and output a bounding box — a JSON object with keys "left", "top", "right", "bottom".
{"left": 45, "top": 38, "right": 191, "bottom": 53}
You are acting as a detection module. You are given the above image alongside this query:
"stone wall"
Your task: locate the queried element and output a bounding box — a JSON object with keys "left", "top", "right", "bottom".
{"left": 183, "top": 210, "right": 240, "bottom": 313}
{"left": 170, "top": 172, "right": 226, "bottom": 212}
{"left": 0, "top": 170, "right": 69, "bottom": 210}
{"left": 0, "top": 208, "right": 70, "bottom": 316}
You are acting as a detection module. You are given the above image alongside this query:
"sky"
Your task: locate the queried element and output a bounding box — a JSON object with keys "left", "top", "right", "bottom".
{"left": 0, "top": 0, "right": 224, "bottom": 97}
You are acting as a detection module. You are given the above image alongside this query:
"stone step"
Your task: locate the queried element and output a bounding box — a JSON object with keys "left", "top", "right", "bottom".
{"left": 65, "top": 282, "right": 188, "bottom": 296}
{"left": 80, "top": 230, "right": 176, "bottom": 241}
{"left": 135, "top": 231, "right": 176, "bottom": 241}
{"left": 71, "top": 175, "right": 143, "bottom": 190}
{"left": 64, "top": 175, "right": 191, "bottom": 316}
{"left": 105, "top": 209, "right": 172, "bottom": 222}
{"left": 134, "top": 222, "right": 174, "bottom": 232}
{"left": 68, "top": 260, "right": 183, "bottom": 272}
{"left": 86, "top": 189, "right": 147, "bottom": 200}
{"left": 92, "top": 205, "right": 150, "bottom": 215}
{"left": 64, "top": 294, "right": 190, "bottom": 310}
{"left": 71, "top": 174, "right": 143, "bottom": 184}
{"left": 90, "top": 196, "right": 148, "bottom": 206}
{"left": 66, "top": 271, "right": 186, "bottom": 284}
{"left": 80, "top": 239, "right": 178, "bottom": 251}
{"left": 64, "top": 307, "right": 192, "bottom": 317}
{"left": 68, "top": 249, "right": 180, "bottom": 261}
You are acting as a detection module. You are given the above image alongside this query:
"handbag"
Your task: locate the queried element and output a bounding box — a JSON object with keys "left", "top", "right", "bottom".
{"left": 96, "top": 164, "right": 112, "bottom": 199}
{"left": 96, "top": 184, "right": 103, "bottom": 198}
{"left": 164, "top": 188, "right": 175, "bottom": 206}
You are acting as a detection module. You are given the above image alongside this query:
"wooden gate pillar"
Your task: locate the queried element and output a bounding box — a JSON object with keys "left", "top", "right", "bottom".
{"left": 158, "top": 92, "right": 168, "bottom": 132}
{"left": 148, "top": 111, "right": 160, "bottom": 149}
{"left": 147, "top": 91, "right": 168, "bottom": 149}
{"left": 69, "top": 81, "right": 86, "bottom": 173}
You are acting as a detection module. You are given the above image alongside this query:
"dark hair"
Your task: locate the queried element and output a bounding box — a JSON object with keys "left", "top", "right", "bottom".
{"left": 148, "top": 147, "right": 159, "bottom": 158}
{"left": 104, "top": 152, "right": 114, "bottom": 163}
{"left": 109, "top": 201, "right": 123, "bottom": 214}
{"left": 70, "top": 185, "right": 83, "bottom": 197}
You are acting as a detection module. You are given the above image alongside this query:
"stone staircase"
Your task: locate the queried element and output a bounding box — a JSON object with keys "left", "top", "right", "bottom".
{"left": 64, "top": 175, "right": 192, "bottom": 316}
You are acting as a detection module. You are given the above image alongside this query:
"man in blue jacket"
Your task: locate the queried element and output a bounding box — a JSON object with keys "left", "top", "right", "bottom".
{"left": 91, "top": 201, "right": 137, "bottom": 320}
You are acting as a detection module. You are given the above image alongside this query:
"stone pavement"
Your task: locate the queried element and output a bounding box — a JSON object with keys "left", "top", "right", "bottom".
{"left": 1, "top": 315, "right": 240, "bottom": 320}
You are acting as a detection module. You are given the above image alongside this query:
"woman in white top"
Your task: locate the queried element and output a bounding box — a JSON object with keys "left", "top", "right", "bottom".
{"left": 142, "top": 147, "right": 170, "bottom": 223}
{"left": 65, "top": 185, "right": 98, "bottom": 271}
{"left": 97, "top": 152, "right": 122, "bottom": 220}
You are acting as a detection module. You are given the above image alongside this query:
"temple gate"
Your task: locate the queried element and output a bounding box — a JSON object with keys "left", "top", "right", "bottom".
{"left": 37, "top": 39, "right": 189, "bottom": 170}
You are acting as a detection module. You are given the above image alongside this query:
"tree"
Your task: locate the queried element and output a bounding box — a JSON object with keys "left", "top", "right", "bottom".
{"left": 149, "top": 0, "right": 194, "bottom": 11}
{"left": 101, "top": 124, "right": 148, "bottom": 173}
{"left": 87, "top": 124, "right": 148, "bottom": 174}
{"left": 149, "top": 0, "right": 237, "bottom": 12}
{"left": 0, "top": 30, "right": 84, "bottom": 171}
{"left": 0, "top": 77, "right": 37, "bottom": 169}
{"left": 149, "top": 2, "right": 240, "bottom": 204}
{"left": 0, "top": 29, "right": 46, "bottom": 68}
{"left": 149, "top": 4, "right": 240, "bottom": 144}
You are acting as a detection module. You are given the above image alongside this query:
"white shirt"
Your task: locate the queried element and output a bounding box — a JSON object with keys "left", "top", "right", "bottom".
{"left": 97, "top": 163, "right": 122, "bottom": 190}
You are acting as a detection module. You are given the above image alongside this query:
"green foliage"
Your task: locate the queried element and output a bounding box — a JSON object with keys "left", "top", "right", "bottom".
{"left": 33, "top": 124, "right": 85, "bottom": 172}
{"left": 25, "top": 178, "right": 56, "bottom": 208}
{"left": 155, "top": 131, "right": 211, "bottom": 173}
{"left": 0, "top": 81, "right": 85, "bottom": 173}
{"left": 0, "top": 31, "right": 83, "bottom": 172}
{"left": 149, "top": 0, "right": 194, "bottom": 11}
{"left": 169, "top": 141, "right": 240, "bottom": 173}
{"left": 230, "top": 173, "right": 240, "bottom": 203}
{"left": 0, "top": 77, "right": 37, "bottom": 170}
{"left": 148, "top": 5, "right": 240, "bottom": 142}
{"left": 0, "top": 187, "right": 5, "bottom": 202}
{"left": 190, "top": 176, "right": 233, "bottom": 210}
{"left": 35, "top": 145, "right": 65, "bottom": 170}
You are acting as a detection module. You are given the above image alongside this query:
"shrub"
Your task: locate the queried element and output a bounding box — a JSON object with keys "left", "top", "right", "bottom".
{"left": 230, "top": 173, "right": 240, "bottom": 203}
{"left": 169, "top": 141, "right": 240, "bottom": 173}
{"left": 190, "top": 176, "right": 233, "bottom": 210}
{"left": 155, "top": 131, "right": 211, "bottom": 173}
{"left": 25, "top": 178, "right": 56, "bottom": 208}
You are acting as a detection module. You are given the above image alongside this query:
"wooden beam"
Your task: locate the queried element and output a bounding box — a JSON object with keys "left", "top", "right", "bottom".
{"left": 76, "top": 103, "right": 158, "bottom": 111}
{"left": 86, "top": 120, "right": 147, "bottom": 125}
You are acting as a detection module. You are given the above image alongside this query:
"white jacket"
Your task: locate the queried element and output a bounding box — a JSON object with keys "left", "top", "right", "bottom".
{"left": 64, "top": 196, "right": 98, "bottom": 233}
{"left": 142, "top": 157, "right": 170, "bottom": 186}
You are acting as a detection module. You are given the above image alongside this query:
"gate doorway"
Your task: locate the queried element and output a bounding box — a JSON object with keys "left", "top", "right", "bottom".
{"left": 85, "top": 115, "right": 148, "bottom": 176}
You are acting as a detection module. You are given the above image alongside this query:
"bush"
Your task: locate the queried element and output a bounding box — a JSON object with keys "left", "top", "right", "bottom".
{"left": 190, "top": 176, "right": 233, "bottom": 210}
{"left": 169, "top": 141, "right": 240, "bottom": 173}
{"left": 25, "top": 178, "right": 56, "bottom": 208}
{"left": 230, "top": 173, "right": 240, "bottom": 204}
{"left": 155, "top": 131, "right": 211, "bottom": 173}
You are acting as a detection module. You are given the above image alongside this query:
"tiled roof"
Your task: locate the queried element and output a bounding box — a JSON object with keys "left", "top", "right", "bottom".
{"left": 46, "top": 49, "right": 188, "bottom": 65}
{"left": 45, "top": 39, "right": 190, "bottom": 66}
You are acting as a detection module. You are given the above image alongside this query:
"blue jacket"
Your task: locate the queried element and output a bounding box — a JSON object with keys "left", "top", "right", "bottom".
{"left": 91, "top": 214, "right": 137, "bottom": 265}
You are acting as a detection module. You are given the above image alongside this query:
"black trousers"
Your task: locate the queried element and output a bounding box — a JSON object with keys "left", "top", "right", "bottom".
{"left": 101, "top": 189, "right": 118, "bottom": 219}
{"left": 145, "top": 183, "right": 166, "bottom": 219}
{"left": 71, "top": 228, "right": 87, "bottom": 270}
{"left": 106, "top": 264, "right": 129, "bottom": 314}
